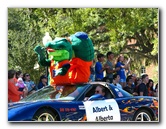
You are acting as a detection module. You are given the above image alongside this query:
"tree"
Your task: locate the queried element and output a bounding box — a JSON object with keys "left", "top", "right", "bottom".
{"left": 8, "top": 8, "right": 158, "bottom": 82}
{"left": 8, "top": 8, "right": 45, "bottom": 83}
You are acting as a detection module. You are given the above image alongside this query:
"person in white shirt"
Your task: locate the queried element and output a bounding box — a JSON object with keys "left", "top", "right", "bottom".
{"left": 110, "top": 73, "right": 122, "bottom": 89}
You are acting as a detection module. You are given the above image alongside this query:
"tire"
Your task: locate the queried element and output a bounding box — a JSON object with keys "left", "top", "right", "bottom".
{"left": 133, "top": 109, "right": 153, "bottom": 121}
{"left": 33, "top": 108, "right": 58, "bottom": 121}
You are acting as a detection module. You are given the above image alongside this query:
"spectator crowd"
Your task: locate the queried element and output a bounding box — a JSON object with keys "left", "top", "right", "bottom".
{"left": 8, "top": 70, "right": 48, "bottom": 103}
{"left": 8, "top": 51, "right": 158, "bottom": 103}
{"left": 89, "top": 51, "right": 158, "bottom": 97}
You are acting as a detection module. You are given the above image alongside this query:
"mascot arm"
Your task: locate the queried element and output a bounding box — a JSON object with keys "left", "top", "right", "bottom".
{"left": 34, "top": 45, "right": 51, "bottom": 66}
{"left": 39, "top": 58, "right": 51, "bottom": 66}
{"left": 55, "top": 63, "right": 70, "bottom": 76}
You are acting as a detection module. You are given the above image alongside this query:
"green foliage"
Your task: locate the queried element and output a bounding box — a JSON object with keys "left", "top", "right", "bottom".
{"left": 8, "top": 8, "right": 158, "bottom": 82}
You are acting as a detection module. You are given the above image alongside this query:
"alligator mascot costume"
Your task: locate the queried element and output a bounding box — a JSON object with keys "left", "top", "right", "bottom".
{"left": 34, "top": 32, "right": 94, "bottom": 85}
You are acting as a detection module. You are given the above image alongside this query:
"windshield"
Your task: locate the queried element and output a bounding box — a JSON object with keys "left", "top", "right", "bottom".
{"left": 20, "top": 85, "right": 87, "bottom": 102}
{"left": 109, "top": 84, "right": 133, "bottom": 98}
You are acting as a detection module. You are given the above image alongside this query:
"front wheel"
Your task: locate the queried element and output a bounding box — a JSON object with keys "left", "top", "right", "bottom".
{"left": 133, "top": 109, "right": 153, "bottom": 121}
{"left": 33, "top": 108, "right": 58, "bottom": 121}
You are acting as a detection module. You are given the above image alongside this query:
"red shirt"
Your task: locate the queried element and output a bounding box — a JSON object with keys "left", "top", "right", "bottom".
{"left": 8, "top": 79, "right": 23, "bottom": 102}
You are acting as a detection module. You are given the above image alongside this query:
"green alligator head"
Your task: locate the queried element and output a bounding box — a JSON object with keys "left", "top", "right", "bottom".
{"left": 44, "top": 37, "right": 72, "bottom": 62}
{"left": 69, "top": 32, "right": 94, "bottom": 61}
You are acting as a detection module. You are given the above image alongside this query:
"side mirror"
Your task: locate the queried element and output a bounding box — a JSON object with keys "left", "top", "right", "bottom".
{"left": 88, "top": 94, "right": 105, "bottom": 101}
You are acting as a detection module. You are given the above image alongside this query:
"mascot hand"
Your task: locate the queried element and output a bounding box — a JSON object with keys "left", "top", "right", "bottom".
{"left": 34, "top": 45, "right": 46, "bottom": 60}
{"left": 54, "top": 68, "right": 63, "bottom": 76}
{"left": 55, "top": 63, "right": 70, "bottom": 76}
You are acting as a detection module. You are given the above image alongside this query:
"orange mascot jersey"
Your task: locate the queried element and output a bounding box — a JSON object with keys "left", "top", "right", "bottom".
{"left": 49, "top": 60, "right": 70, "bottom": 85}
{"left": 68, "top": 58, "right": 92, "bottom": 83}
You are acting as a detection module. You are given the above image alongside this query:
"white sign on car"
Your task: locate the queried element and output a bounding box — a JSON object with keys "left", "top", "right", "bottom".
{"left": 83, "top": 99, "right": 120, "bottom": 121}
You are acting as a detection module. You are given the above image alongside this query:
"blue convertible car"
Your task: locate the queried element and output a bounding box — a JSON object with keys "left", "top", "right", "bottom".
{"left": 8, "top": 82, "right": 158, "bottom": 122}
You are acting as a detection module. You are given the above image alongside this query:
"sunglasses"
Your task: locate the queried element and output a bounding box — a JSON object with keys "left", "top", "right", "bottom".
{"left": 95, "top": 90, "right": 100, "bottom": 93}
{"left": 26, "top": 74, "right": 30, "bottom": 77}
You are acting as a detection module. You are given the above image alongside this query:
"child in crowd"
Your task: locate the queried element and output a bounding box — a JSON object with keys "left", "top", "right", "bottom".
{"left": 16, "top": 77, "right": 26, "bottom": 91}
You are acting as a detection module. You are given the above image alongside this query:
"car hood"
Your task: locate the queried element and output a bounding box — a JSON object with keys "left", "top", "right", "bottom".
{"left": 8, "top": 99, "right": 72, "bottom": 110}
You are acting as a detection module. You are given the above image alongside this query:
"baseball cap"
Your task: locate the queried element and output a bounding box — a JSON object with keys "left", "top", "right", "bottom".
{"left": 40, "top": 75, "right": 47, "bottom": 80}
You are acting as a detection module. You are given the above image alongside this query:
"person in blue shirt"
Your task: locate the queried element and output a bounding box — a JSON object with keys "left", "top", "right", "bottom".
{"left": 38, "top": 75, "right": 48, "bottom": 90}
{"left": 23, "top": 73, "right": 37, "bottom": 95}
{"left": 95, "top": 53, "right": 108, "bottom": 81}
{"left": 115, "top": 55, "right": 130, "bottom": 88}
